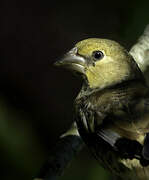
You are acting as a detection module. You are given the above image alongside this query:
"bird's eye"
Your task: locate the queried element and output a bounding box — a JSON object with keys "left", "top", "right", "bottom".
{"left": 92, "top": 51, "right": 104, "bottom": 61}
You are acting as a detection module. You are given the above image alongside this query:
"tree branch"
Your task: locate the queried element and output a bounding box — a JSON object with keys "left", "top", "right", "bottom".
{"left": 130, "top": 24, "right": 149, "bottom": 83}
{"left": 33, "top": 123, "right": 84, "bottom": 180}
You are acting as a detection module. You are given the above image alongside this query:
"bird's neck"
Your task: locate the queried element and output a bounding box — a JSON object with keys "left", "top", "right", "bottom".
{"left": 77, "top": 79, "right": 147, "bottom": 100}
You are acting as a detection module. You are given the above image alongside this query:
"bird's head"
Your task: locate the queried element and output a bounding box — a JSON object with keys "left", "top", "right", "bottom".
{"left": 55, "top": 38, "right": 143, "bottom": 89}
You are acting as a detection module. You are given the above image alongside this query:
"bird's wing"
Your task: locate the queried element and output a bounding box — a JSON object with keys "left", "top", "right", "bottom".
{"left": 97, "top": 129, "right": 120, "bottom": 150}
{"left": 129, "top": 25, "right": 149, "bottom": 161}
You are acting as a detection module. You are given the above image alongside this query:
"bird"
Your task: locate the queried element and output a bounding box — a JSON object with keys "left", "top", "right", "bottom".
{"left": 55, "top": 38, "right": 149, "bottom": 180}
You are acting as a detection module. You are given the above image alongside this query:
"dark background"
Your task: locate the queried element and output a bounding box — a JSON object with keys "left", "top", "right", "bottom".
{"left": 0, "top": 0, "right": 149, "bottom": 179}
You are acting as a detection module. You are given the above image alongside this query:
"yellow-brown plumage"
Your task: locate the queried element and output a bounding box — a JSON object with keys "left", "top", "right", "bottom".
{"left": 55, "top": 38, "right": 149, "bottom": 180}
{"left": 76, "top": 39, "right": 142, "bottom": 89}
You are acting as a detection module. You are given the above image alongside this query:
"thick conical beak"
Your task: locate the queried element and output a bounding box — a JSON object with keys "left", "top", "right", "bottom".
{"left": 54, "top": 47, "right": 86, "bottom": 74}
